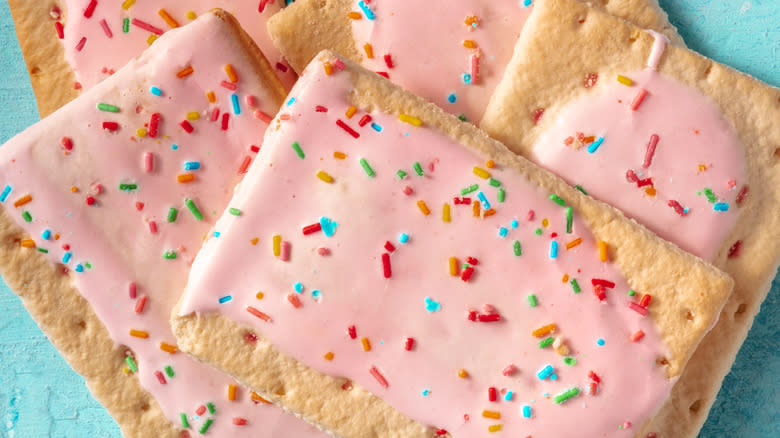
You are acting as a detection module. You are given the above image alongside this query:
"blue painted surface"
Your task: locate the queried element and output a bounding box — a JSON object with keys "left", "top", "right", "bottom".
{"left": 0, "top": 0, "right": 777, "bottom": 436}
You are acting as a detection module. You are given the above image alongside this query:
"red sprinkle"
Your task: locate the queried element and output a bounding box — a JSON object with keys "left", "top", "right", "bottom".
{"left": 488, "top": 387, "right": 497, "bottom": 402}
{"left": 86, "top": 195, "right": 96, "bottom": 206}
{"left": 195, "top": 405, "right": 207, "bottom": 416}
{"left": 630, "top": 330, "right": 646, "bottom": 342}
{"left": 347, "top": 325, "right": 357, "bottom": 339}
{"left": 591, "top": 278, "right": 616, "bottom": 289}
{"left": 221, "top": 113, "right": 230, "bottom": 130}
{"left": 315, "top": 105, "right": 328, "bottom": 113}
{"left": 148, "top": 221, "right": 158, "bottom": 234}
{"left": 478, "top": 313, "right": 500, "bottom": 322}
{"left": 631, "top": 88, "right": 648, "bottom": 111}
{"left": 247, "top": 306, "right": 271, "bottom": 322}
{"left": 102, "top": 121, "right": 119, "bottom": 131}
{"left": 466, "top": 256, "right": 479, "bottom": 266}
{"left": 384, "top": 241, "right": 396, "bottom": 252}
{"left": 154, "top": 370, "right": 167, "bottom": 385}
{"left": 179, "top": 120, "right": 193, "bottom": 133}
{"left": 134, "top": 295, "right": 147, "bottom": 313}
{"left": 383, "top": 54, "right": 394, "bottom": 69}
{"left": 639, "top": 294, "right": 652, "bottom": 308}
{"left": 254, "top": 110, "right": 273, "bottom": 123}
{"left": 502, "top": 364, "right": 516, "bottom": 376}
{"left": 467, "top": 310, "right": 477, "bottom": 321}
{"left": 61, "top": 137, "right": 73, "bottom": 150}
{"left": 250, "top": 145, "right": 260, "bottom": 153}
{"left": 148, "top": 113, "right": 161, "bottom": 138}
{"left": 83, "top": 0, "right": 97, "bottom": 18}
{"left": 460, "top": 266, "right": 474, "bottom": 282}
{"left": 336, "top": 119, "right": 360, "bottom": 138}
{"left": 382, "top": 252, "right": 392, "bottom": 278}
{"left": 287, "top": 294, "right": 302, "bottom": 309}
{"left": 589, "top": 381, "right": 598, "bottom": 395}
{"left": 210, "top": 107, "right": 220, "bottom": 122}
{"left": 727, "top": 240, "right": 742, "bottom": 258}
{"left": 54, "top": 21, "right": 65, "bottom": 39}
{"left": 593, "top": 284, "right": 607, "bottom": 301}
{"left": 404, "top": 337, "right": 414, "bottom": 351}
{"left": 275, "top": 62, "right": 289, "bottom": 73}
{"left": 642, "top": 134, "right": 659, "bottom": 168}
{"left": 128, "top": 282, "right": 137, "bottom": 299}
{"left": 588, "top": 370, "right": 601, "bottom": 383}
{"left": 583, "top": 72, "right": 598, "bottom": 88}
{"left": 668, "top": 200, "right": 687, "bottom": 216}
{"left": 233, "top": 417, "right": 248, "bottom": 426}
{"left": 220, "top": 80, "right": 237, "bottom": 91}
{"left": 359, "top": 115, "right": 372, "bottom": 127}
{"left": 531, "top": 108, "right": 545, "bottom": 124}
{"left": 369, "top": 366, "right": 389, "bottom": 388}
{"left": 303, "top": 223, "right": 322, "bottom": 235}
{"left": 735, "top": 185, "right": 748, "bottom": 206}
{"left": 628, "top": 301, "right": 648, "bottom": 316}
{"left": 238, "top": 155, "right": 252, "bottom": 174}
{"left": 377, "top": 71, "right": 389, "bottom": 79}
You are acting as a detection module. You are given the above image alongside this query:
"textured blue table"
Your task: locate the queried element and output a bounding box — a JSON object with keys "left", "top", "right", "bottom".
{"left": 0, "top": 0, "right": 777, "bottom": 436}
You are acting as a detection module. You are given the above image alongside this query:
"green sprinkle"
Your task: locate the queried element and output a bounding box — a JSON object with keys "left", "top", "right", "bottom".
{"left": 528, "top": 294, "right": 538, "bottom": 307}
{"left": 165, "top": 365, "right": 175, "bottom": 378}
{"left": 513, "top": 240, "right": 522, "bottom": 256}
{"left": 571, "top": 279, "right": 581, "bottom": 293}
{"left": 703, "top": 188, "right": 717, "bottom": 203}
{"left": 229, "top": 208, "right": 242, "bottom": 216}
{"left": 84, "top": 262, "right": 92, "bottom": 269}
{"left": 97, "top": 103, "right": 119, "bottom": 113}
{"left": 497, "top": 188, "right": 505, "bottom": 203}
{"left": 628, "top": 289, "right": 636, "bottom": 297}
{"left": 167, "top": 207, "right": 178, "bottom": 222}
{"left": 125, "top": 356, "right": 138, "bottom": 373}
{"left": 119, "top": 183, "right": 138, "bottom": 191}
{"left": 291, "top": 141, "right": 305, "bottom": 159}
{"left": 21, "top": 211, "right": 32, "bottom": 222}
{"left": 123, "top": 18, "right": 130, "bottom": 33}
{"left": 457, "top": 114, "right": 468, "bottom": 122}
{"left": 199, "top": 419, "right": 213, "bottom": 435}
{"left": 461, "top": 184, "right": 479, "bottom": 195}
{"left": 185, "top": 199, "right": 203, "bottom": 221}
{"left": 488, "top": 178, "right": 501, "bottom": 187}
{"left": 180, "top": 413, "right": 190, "bottom": 429}
{"left": 397, "top": 170, "right": 408, "bottom": 180}
{"left": 553, "top": 387, "right": 580, "bottom": 404}
{"left": 413, "top": 161, "right": 424, "bottom": 176}
{"left": 535, "top": 228, "right": 542, "bottom": 235}
{"left": 359, "top": 158, "right": 375, "bottom": 177}
{"left": 163, "top": 250, "right": 177, "bottom": 259}
{"left": 206, "top": 402, "right": 216, "bottom": 415}
{"left": 37, "top": 248, "right": 49, "bottom": 254}
{"left": 539, "top": 337, "right": 554, "bottom": 348}
{"left": 575, "top": 185, "right": 587, "bottom": 195}
{"left": 563, "top": 357, "right": 577, "bottom": 366}
{"left": 565, "top": 206, "right": 573, "bottom": 234}
{"left": 550, "top": 194, "right": 566, "bottom": 206}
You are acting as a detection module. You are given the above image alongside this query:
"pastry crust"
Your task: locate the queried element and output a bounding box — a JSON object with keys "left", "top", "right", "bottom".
{"left": 172, "top": 50, "right": 733, "bottom": 438}
{"left": 480, "top": 1, "right": 780, "bottom": 436}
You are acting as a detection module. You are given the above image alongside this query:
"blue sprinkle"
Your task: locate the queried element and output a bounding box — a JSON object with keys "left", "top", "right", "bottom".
{"left": 477, "top": 191, "right": 491, "bottom": 210}
{"left": 213, "top": 231, "right": 221, "bottom": 238}
{"left": 523, "top": 0, "right": 533, "bottom": 7}
{"left": 150, "top": 86, "right": 162, "bottom": 96}
{"left": 286, "top": 96, "right": 296, "bottom": 106}
{"left": 320, "top": 217, "right": 338, "bottom": 237}
{"left": 218, "top": 295, "right": 232, "bottom": 304}
{"left": 399, "top": 233, "right": 410, "bottom": 244}
{"left": 537, "top": 365, "right": 554, "bottom": 380}
{"left": 294, "top": 282, "right": 304, "bottom": 293}
{"left": 371, "top": 122, "right": 383, "bottom": 132}
{"left": 231, "top": 94, "right": 241, "bottom": 115}
{"left": 587, "top": 136, "right": 605, "bottom": 153}
{"left": 357, "top": 1, "right": 375, "bottom": 19}
{"left": 714, "top": 202, "right": 729, "bottom": 212}
{"left": 511, "top": 220, "right": 519, "bottom": 229}
{"left": 424, "top": 296, "right": 441, "bottom": 313}
{"left": 447, "top": 93, "right": 457, "bottom": 103}
{"left": 62, "top": 252, "right": 72, "bottom": 264}
{"left": 41, "top": 229, "right": 51, "bottom": 240}
{"left": 171, "top": 144, "right": 179, "bottom": 150}
{"left": 498, "top": 227, "right": 508, "bottom": 238}
{"left": 312, "top": 289, "right": 321, "bottom": 299}
{"left": 422, "top": 389, "right": 430, "bottom": 396}
{"left": 597, "top": 338, "right": 606, "bottom": 346}
{"left": 0, "top": 185, "right": 11, "bottom": 202}
{"left": 183, "top": 161, "right": 201, "bottom": 171}
{"left": 504, "top": 391, "right": 513, "bottom": 401}
{"left": 550, "top": 241, "right": 559, "bottom": 259}
{"left": 550, "top": 373, "right": 558, "bottom": 381}
{"left": 75, "top": 264, "right": 84, "bottom": 273}
{"left": 462, "top": 73, "right": 472, "bottom": 85}
{"left": 522, "top": 405, "right": 532, "bottom": 418}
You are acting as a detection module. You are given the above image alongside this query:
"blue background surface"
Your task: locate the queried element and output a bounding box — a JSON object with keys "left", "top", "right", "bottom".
{"left": 0, "top": 0, "right": 777, "bottom": 436}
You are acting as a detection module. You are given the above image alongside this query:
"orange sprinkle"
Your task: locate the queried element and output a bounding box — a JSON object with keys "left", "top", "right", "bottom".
{"left": 130, "top": 329, "right": 149, "bottom": 339}
{"left": 256, "top": 291, "right": 264, "bottom": 300}
{"left": 250, "top": 237, "right": 259, "bottom": 246}
{"left": 458, "top": 369, "right": 469, "bottom": 378}
{"left": 485, "top": 160, "right": 495, "bottom": 168}
{"left": 347, "top": 11, "right": 362, "bottom": 19}
{"left": 599, "top": 240, "right": 608, "bottom": 262}
{"left": 645, "top": 187, "right": 657, "bottom": 197}
{"left": 483, "top": 208, "right": 496, "bottom": 218}
{"left": 20, "top": 239, "right": 35, "bottom": 248}
{"left": 159, "top": 342, "right": 178, "bottom": 354}
{"left": 463, "top": 40, "right": 478, "bottom": 49}
{"left": 71, "top": 186, "right": 78, "bottom": 193}
{"left": 13, "top": 194, "right": 32, "bottom": 207}
{"left": 464, "top": 15, "right": 479, "bottom": 27}
{"left": 562, "top": 274, "right": 570, "bottom": 283}
{"left": 566, "top": 238, "right": 583, "bottom": 250}
{"left": 324, "top": 352, "right": 335, "bottom": 361}
{"left": 177, "top": 173, "right": 195, "bottom": 183}
{"left": 363, "top": 43, "right": 374, "bottom": 59}
{"left": 177, "top": 66, "right": 194, "bottom": 78}
{"left": 417, "top": 200, "right": 431, "bottom": 216}
{"left": 158, "top": 9, "right": 179, "bottom": 28}
{"left": 361, "top": 337, "right": 371, "bottom": 352}
{"left": 472, "top": 200, "right": 480, "bottom": 217}
{"left": 442, "top": 203, "right": 451, "bottom": 223}
{"left": 225, "top": 64, "right": 238, "bottom": 82}
{"left": 448, "top": 257, "right": 459, "bottom": 276}
{"left": 333, "top": 151, "right": 346, "bottom": 159}
{"left": 532, "top": 323, "right": 557, "bottom": 337}
{"left": 227, "top": 384, "right": 237, "bottom": 401}
{"left": 345, "top": 106, "right": 357, "bottom": 119}
{"left": 251, "top": 392, "right": 271, "bottom": 404}
{"left": 323, "top": 62, "right": 334, "bottom": 76}
{"left": 206, "top": 91, "right": 216, "bottom": 103}
{"left": 482, "top": 410, "right": 501, "bottom": 419}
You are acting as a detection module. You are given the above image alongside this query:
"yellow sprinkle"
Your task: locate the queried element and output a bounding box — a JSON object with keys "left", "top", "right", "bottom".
{"left": 177, "top": 173, "right": 195, "bottom": 183}
{"left": 121, "top": 0, "right": 135, "bottom": 10}
{"left": 457, "top": 369, "right": 469, "bottom": 378}
{"left": 206, "top": 91, "right": 216, "bottom": 103}
{"left": 363, "top": 43, "right": 374, "bottom": 59}
{"left": 347, "top": 11, "right": 362, "bottom": 19}
{"left": 361, "top": 337, "right": 371, "bottom": 352}
{"left": 186, "top": 112, "right": 200, "bottom": 121}
{"left": 273, "top": 235, "right": 282, "bottom": 257}
{"left": 186, "top": 11, "right": 197, "bottom": 20}
{"left": 442, "top": 203, "right": 451, "bottom": 223}
{"left": 256, "top": 291, "right": 264, "bottom": 300}
{"left": 227, "top": 384, "right": 237, "bottom": 401}
{"left": 463, "top": 40, "right": 478, "bottom": 49}
{"left": 250, "top": 237, "right": 259, "bottom": 246}
{"left": 20, "top": 239, "right": 35, "bottom": 248}
{"left": 177, "top": 66, "right": 194, "bottom": 78}
{"left": 225, "top": 64, "right": 238, "bottom": 82}
{"left": 130, "top": 329, "right": 149, "bottom": 339}
{"left": 473, "top": 166, "right": 490, "bottom": 179}
{"left": 147, "top": 34, "right": 158, "bottom": 45}
{"left": 532, "top": 323, "right": 557, "bottom": 338}
{"left": 485, "top": 160, "right": 495, "bottom": 169}
{"left": 158, "top": 9, "right": 179, "bottom": 28}
{"left": 324, "top": 352, "right": 334, "bottom": 361}
{"left": 323, "top": 62, "right": 334, "bottom": 76}
{"left": 488, "top": 424, "right": 503, "bottom": 432}
{"left": 333, "top": 151, "right": 346, "bottom": 159}
{"left": 599, "top": 240, "right": 608, "bottom": 262}
{"left": 251, "top": 392, "right": 271, "bottom": 404}
{"left": 13, "top": 194, "right": 32, "bottom": 207}
{"left": 645, "top": 187, "right": 657, "bottom": 197}
{"left": 316, "top": 170, "right": 334, "bottom": 183}
{"left": 448, "top": 257, "right": 459, "bottom": 276}
{"left": 417, "top": 200, "right": 431, "bottom": 216}
{"left": 472, "top": 200, "right": 480, "bottom": 217}
{"left": 160, "top": 343, "right": 178, "bottom": 353}
{"left": 562, "top": 274, "right": 570, "bottom": 283}
{"left": 566, "top": 237, "right": 583, "bottom": 250}
{"left": 399, "top": 113, "right": 422, "bottom": 126}
{"left": 123, "top": 367, "right": 130, "bottom": 374}
{"left": 617, "top": 74, "right": 633, "bottom": 86}
{"left": 345, "top": 106, "right": 357, "bottom": 119}
{"left": 482, "top": 410, "right": 501, "bottom": 419}
{"left": 136, "top": 128, "right": 147, "bottom": 137}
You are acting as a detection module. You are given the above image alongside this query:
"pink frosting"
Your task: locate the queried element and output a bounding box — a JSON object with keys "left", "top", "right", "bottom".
{"left": 0, "top": 13, "right": 325, "bottom": 437}
{"left": 531, "top": 67, "right": 746, "bottom": 260}
{"left": 60, "top": 0, "right": 296, "bottom": 90}
{"left": 179, "top": 58, "right": 674, "bottom": 436}
{"left": 350, "top": 0, "right": 530, "bottom": 123}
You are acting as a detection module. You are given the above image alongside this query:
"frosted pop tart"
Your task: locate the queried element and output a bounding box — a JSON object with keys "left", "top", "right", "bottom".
{"left": 480, "top": 1, "right": 780, "bottom": 435}
{"left": 0, "top": 10, "right": 329, "bottom": 438}
{"left": 8, "top": 0, "right": 296, "bottom": 117}
{"left": 173, "top": 51, "right": 732, "bottom": 438}
{"left": 267, "top": 0, "right": 683, "bottom": 123}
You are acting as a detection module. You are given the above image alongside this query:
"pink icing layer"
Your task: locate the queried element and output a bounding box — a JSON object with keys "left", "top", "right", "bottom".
{"left": 180, "top": 59, "right": 674, "bottom": 436}
{"left": 60, "top": 0, "right": 296, "bottom": 90}
{"left": 350, "top": 0, "right": 530, "bottom": 123}
{"left": 532, "top": 68, "right": 746, "bottom": 261}
{"left": 0, "top": 13, "right": 325, "bottom": 437}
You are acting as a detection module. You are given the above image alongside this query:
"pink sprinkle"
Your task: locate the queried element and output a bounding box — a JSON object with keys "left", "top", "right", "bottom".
{"left": 428, "top": 162, "right": 435, "bottom": 172}
{"left": 642, "top": 134, "right": 659, "bottom": 168}
{"left": 134, "top": 295, "right": 147, "bottom": 314}
{"left": 369, "top": 366, "right": 389, "bottom": 388}
{"left": 131, "top": 18, "right": 164, "bottom": 35}
{"left": 75, "top": 37, "right": 87, "bottom": 52}
{"left": 128, "top": 282, "right": 137, "bottom": 299}
{"left": 623, "top": 422, "right": 632, "bottom": 429}
{"left": 628, "top": 301, "right": 648, "bottom": 316}
{"left": 83, "top": 0, "right": 97, "bottom": 18}
{"left": 220, "top": 80, "right": 237, "bottom": 91}
{"left": 280, "top": 241, "right": 291, "bottom": 261}
{"left": 630, "top": 88, "right": 648, "bottom": 111}
{"left": 254, "top": 110, "right": 273, "bottom": 123}
{"left": 195, "top": 405, "right": 207, "bottom": 416}
{"left": 143, "top": 152, "right": 154, "bottom": 172}
{"left": 148, "top": 221, "right": 158, "bottom": 234}
{"left": 470, "top": 53, "right": 480, "bottom": 84}
{"left": 233, "top": 417, "right": 248, "bottom": 426}
{"left": 481, "top": 303, "right": 494, "bottom": 313}
{"left": 211, "top": 107, "right": 220, "bottom": 122}
{"left": 221, "top": 113, "right": 230, "bottom": 130}
{"left": 100, "top": 19, "right": 112, "bottom": 38}
{"left": 154, "top": 370, "right": 167, "bottom": 385}
{"left": 502, "top": 364, "right": 516, "bottom": 376}
{"left": 527, "top": 210, "right": 535, "bottom": 221}
{"left": 402, "top": 186, "right": 413, "bottom": 196}
{"left": 245, "top": 95, "right": 258, "bottom": 107}
{"left": 54, "top": 21, "right": 64, "bottom": 39}
{"left": 92, "top": 183, "right": 103, "bottom": 194}
{"left": 630, "top": 330, "right": 645, "bottom": 342}
{"left": 317, "top": 247, "right": 330, "bottom": 256}
{"left": 333, "top": 59, "right": 346, "bottom": 70}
